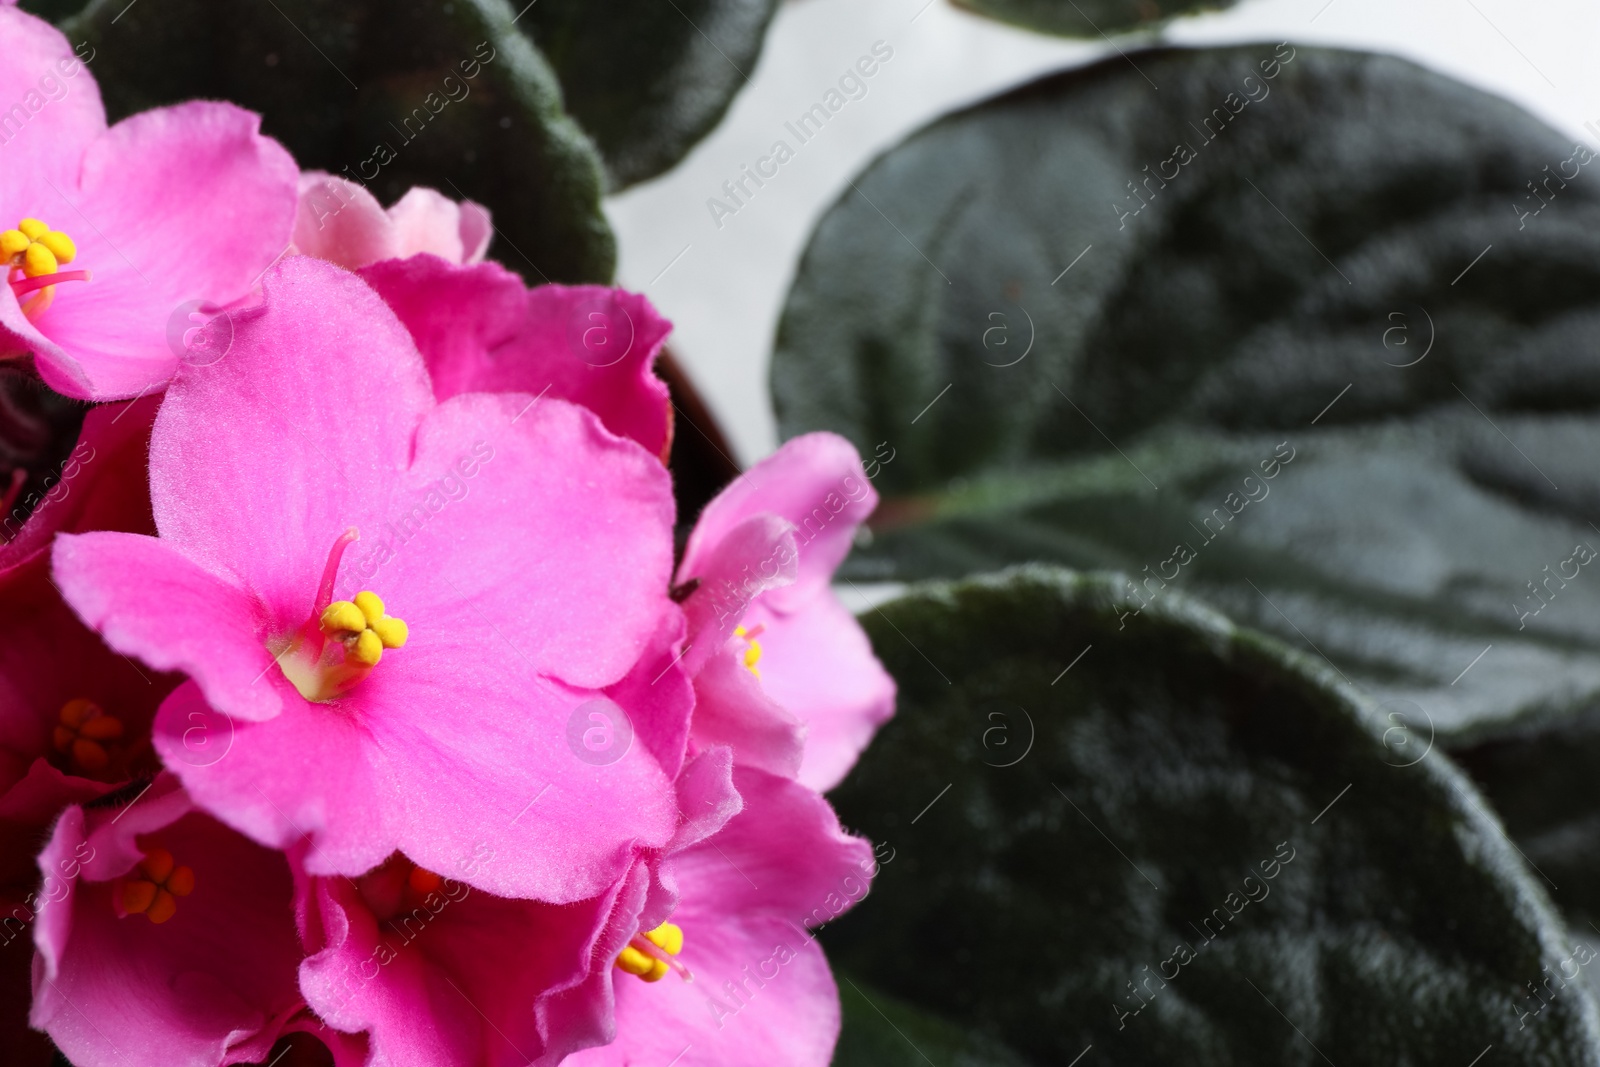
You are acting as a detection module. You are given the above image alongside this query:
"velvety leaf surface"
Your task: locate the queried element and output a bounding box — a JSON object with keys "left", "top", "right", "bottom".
{"left": 521, "top": 0, "right": 780, "bottom": 190}
{"left": 773, "top": 45, "right": 1600, "bottom": 737}
{"left": 62, "top": 0, "right": 614, "bottom": 282}
{"left": 822, "top": 566, "right": 1600, "bottom": 1064}
{"left": 951, "top": 0, "right": 1239, "bottom": 38}
{"left": 834, "top": 974, "right": 1033, "bottom": 1067}
{"left": 1451, "top": 710, "right": 1600, "bottom": 933}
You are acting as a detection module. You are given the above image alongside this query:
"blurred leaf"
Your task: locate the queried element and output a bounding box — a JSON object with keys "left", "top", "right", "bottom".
{"left": 17, "top": 0, "right": 85, "bottom": 22}
{"left": 833, "top": 973, "right": 1034, "bottom": 1067}
{"left": 1450, "top": 710, "right": 1600, "bottom": 932}
{"left": 521, "top": 0, "right": 780, "bottom": 190}
{"left": 825, "top": 566, "right": 1600, "bottom": 1064}
{"left": 772, "top": 45, "right": 1600, "bottom": 738}
{"left": 63, "top": 0, "right": 614, "bottom": 283}
{"left": 950, "top": 0, "right": 1239, "bottom": 38}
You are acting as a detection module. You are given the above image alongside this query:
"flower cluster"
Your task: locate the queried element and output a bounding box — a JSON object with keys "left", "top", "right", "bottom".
{"left": 0, "top": 8, "right": 893, "bottom": 1066}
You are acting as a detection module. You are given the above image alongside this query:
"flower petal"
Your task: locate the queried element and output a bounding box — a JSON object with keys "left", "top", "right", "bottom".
{"left": 677, "top": 513, "right": 797, "bottom": 676}
{"left": 691, "top": 652, "right": 806, "bottom": 780}
{"left": 53, "top": 532, "right": 282, "bottom": 723}
{"left": 148, "top": 256, "right": 434, "bottom": 637}
{"left": 746, "top": 595, "right": 896, "bottom": 792}
{"left": 680, "top": 432, "right": 877, "bottom": 612}
{"left": 361, "top": 256, "right": 673, "bottom": 456}
{"left": 29, "top": 101, "right": 298, "bottom": 400}
{"left": 31, "top": 778, "right": 302, "bottom": 1067}
{"left": 0, "top": 8, "right": 103, "bottom": 223}
{"left": 293, "top": 172, "right": 399, "bottom": 270}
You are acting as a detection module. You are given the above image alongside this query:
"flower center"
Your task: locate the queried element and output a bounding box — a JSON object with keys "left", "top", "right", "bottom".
{"left": 615, "top": 921, "right": 691, "bottom": 983}
{"left": 355, "top": 854, "right": 445, "bottom": 922}
{"left": 117, "top": 847, "right": 195, "bottom": 924}
{"left": 733, "top": 624, "right": 764, "bottom": 678}
{"left": 276, "top": 529, "right": 408, "bottom": 702}
{"left": 2, "top": 218, "right": 89, "bottom": 320}
{"left": 53, "top": 697, "right": 125, "bottom": 777}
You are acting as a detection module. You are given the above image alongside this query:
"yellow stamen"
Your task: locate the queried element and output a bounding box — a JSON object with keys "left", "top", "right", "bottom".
{"left": 616, "top": 922, "right": 686, "bottom": 984}
{"left": 118, "top": 847, "right": 195, "bottom": 925}
{"left": 733, "top": 626, "right": 763, "bottom": 678}
{"left": 354, "top": 590, "right": 386, "bottom": 625}
{"left": 319, "top": 590, "right": 408, "bottom": 668}
{"left": 4, "top": 218, "right": 76, "bottom": 278}
{"left": 644, "top": 921, "right": 684, "bottom": 955}
{"left": 53, "top": 698, "right": 124, "bottom": 775}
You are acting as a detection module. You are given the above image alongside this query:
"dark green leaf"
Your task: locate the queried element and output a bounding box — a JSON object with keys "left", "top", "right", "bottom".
{"left": 17, "top": 0, "right": 87, "bottom": 22}
{"left": 833, "top": 973, "right": 1034, "bottom": 1067}
{"left": 950, "top": 0, "right": 1239, "bottom": 38}
{"left": 63, "top": 0, "right": 614, "bottom": 283}
{"left": 1451, "top": 710, "right": 1600, "bottom": 932}
{"left": 824, "top": 566, "right": 1600, "bottom": 1064}
{"left": 520, "top": 0, "right": 779, "bottom": 190}
{"left": 773, "top": 45, "right": 1600, "bottom": 737}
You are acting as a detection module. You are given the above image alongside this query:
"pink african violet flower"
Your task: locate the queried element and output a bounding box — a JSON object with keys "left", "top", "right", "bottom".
{"left": 676, "top": 433, "right": 896, "bottom": 791}
{"left": 362, "top": 254, "right": 674, "bottom": 460}
{"left": 567, "top": 765, "right": 876, "bottom": 1067}
{"left": 294, "top": 173, "right": 492, "bottom": 271}
{"left": 0, "top": 7, "right": 298, "bottom": 400}
{"left": 298, "top": 748, "right": 739, "bottom": 1067}
{"left": 31, "top": 773, "right": 304, "bottom": 1067}
{"left": 0, "top": 395, "right": 173, "bottom": 1065}
{"left": 53, "top": 256, "right": 692, "bottom": 904}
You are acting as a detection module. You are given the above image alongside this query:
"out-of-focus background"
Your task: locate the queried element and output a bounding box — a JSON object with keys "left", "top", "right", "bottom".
{"left": 611, "top": 0, "right": 1600, "bottom": 463}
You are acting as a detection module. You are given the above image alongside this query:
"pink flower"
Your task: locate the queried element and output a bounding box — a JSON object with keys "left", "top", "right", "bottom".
{"left": 676, "top": 434, "right": 896, "bottom": 790}
{"left": 567, "top": 766, "right": 876, "bottom": 1067}
{"left": 0, "top": 7, "right": 298, "bottom": 400}
{"left": 294, "top": 173, "right": 492, "bottom": 270}
{"left": 53, "top": 256, "right": 692, "bottom": 903}
{"left": 297, "top": 748, "right": 739, "bottom": 1067}
{"left": 30, "top": 774, "right": 304, "bottom": 1067}
{"left": 361, "top": 254, "right": 673, "bottom": 459}
{"left": 0, "top": 396, "right": 174, "bottom": 1065}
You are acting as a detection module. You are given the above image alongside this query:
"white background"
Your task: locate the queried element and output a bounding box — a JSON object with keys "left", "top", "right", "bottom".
{"left": 605, "top": 0, "right": 1600, "bottom": 466}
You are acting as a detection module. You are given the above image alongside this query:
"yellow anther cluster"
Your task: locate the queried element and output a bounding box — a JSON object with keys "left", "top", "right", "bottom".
{"left": 616, "top": 922, "right": 684, "bottom": 982}
{"left": 320, "top": 590, "right": 408, "bottom": 667}
{"left": 733, "top": 625, "right": 763, "bottom": 678}
{"left": 0, "top": 218, "right": 76, "bottom": 278}
{"left": 120, "top": 847, "right": 195, "bottom": 925}
{"left": 53, "top": 698, "right": 123, "bottom": 774}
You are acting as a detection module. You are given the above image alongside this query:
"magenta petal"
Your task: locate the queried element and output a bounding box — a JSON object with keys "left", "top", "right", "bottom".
{"left": 681, "top": 432, "right": 877, "bottom": 611}
{"left": 293, "top": 172, "right": 399, "bottom": 270}
{"left": 299, "top": 864, "right": 619, "bottom": 1067}
{"left": 571, "top": 915, "right": 842, "bottom": 1067}
{"left": 387, "top": 186, "right": 473, "bottom": 262}
{"left": 147, "top": 257, "right": 433, "bottom": 634}
{"left": 54, "top": 532, "right": 282, "bottom": 723}
{"left": 31, "top": 778, "right": 301, "bottom": 1067}
{"left": 372, "top": 390, "right": 676, "bottom": 690}
{"left": 678, "top": 513, "right": 797, "bottom": 675}
{"left": 746, "top": 596, "right": 896, "bottom": 792}
{"left": 151, "top": 680, "right": 391, "bottom": 879}
{"left": 576, "top": 768, "right": 872, "bottom": 1067}
{"left": 29, "top": 101, "right": 298, "bottom": 400}
{"left": 603, "top": 611, "right": 694, "bottom": 781}
{"left": 691, "top": 653, "right": 806, "bottom": 780}
{"left": 0, "top": 9, "right": 103, "bottom": 221}
{"left": 361, "top": 256, "right": 674, "bottom": 456}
